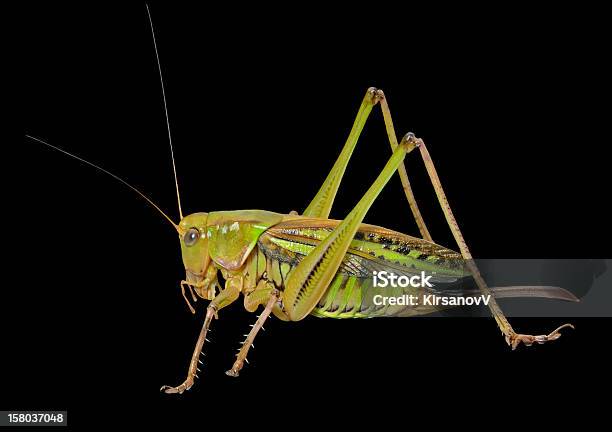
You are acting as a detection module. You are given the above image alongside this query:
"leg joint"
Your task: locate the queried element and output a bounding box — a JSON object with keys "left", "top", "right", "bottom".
{"left": 400, "top": 132, "right": 423, "bottom": 153}
{"left": 367, "top": 87, "right": 385, "bottom": 104}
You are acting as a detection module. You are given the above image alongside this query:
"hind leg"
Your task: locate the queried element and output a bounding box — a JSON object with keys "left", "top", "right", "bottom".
{"left": 416, "top": 138, "right": 573, "bottom": 348}
{"left": 304, "top": 88, "right": 431, "bottom": 240}
{"left": 285, "top": 134, "right": 419, "bottom": 321}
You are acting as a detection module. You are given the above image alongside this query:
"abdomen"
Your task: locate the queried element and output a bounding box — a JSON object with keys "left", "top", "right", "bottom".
{"left": 254, "top": 253, "right": 456, "bottom": 319}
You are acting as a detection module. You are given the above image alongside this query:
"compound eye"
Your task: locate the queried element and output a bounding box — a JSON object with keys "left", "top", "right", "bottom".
{"left": 184, "top": 228, "right": 200, "bottom": 246}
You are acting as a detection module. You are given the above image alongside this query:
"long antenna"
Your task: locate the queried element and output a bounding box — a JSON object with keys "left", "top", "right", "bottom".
{"left": 146, "top": 4, "right": 183, "bottom": 220}
{"left": 26, "top": 135, "right": 178, "bottom": 230}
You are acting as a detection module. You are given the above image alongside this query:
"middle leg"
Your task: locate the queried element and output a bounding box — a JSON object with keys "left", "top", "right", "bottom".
{"left": 226, "top": 287, "right": 280, "bottom": 377}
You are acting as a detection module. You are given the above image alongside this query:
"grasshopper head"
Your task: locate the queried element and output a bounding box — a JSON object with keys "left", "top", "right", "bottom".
{"left": 178, "top": 212, "right": 217, "bottom": 299}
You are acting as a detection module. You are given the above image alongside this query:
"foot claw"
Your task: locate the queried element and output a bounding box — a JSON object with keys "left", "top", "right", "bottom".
{"left": 159, "top": 378, "right": 194, "bottom": 394}
{"left": 225, "top": 368, "right": 240, "bottom": 377}
{"left": 160, "top": 384, "right": 183, "bottom": 394}
{"left": 226, "top": 359, "right": 244, "bottom": 377}
{"left": 508, "top": 323, "right": 574, "bottom": 350}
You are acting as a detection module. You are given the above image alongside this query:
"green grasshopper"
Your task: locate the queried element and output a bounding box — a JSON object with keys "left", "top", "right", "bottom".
{"left": 28, "top": 7, "right": 575, "bottom": 395}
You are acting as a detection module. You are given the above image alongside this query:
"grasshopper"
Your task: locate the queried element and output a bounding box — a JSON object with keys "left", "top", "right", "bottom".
{"left": 28, "top": 7, "right": 575, "bottom": 394}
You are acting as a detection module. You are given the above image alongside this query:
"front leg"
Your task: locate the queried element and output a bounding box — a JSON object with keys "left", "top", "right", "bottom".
{"left": 160, "top": 276, "right": 242, "bottom": 394}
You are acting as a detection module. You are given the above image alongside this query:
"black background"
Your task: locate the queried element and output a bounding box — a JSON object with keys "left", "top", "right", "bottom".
{"left": 13, "top": 3, "right": 609, "bottom": 427}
